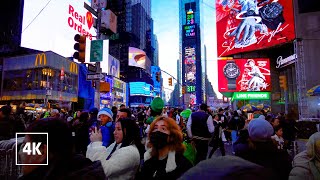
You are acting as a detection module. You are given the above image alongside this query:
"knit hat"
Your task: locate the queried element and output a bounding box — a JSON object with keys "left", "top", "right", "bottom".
{"left": 248, "top": 119, "right": 274, "bottom": 142}
{"left": 97, "top": 108, "right": 113, "bottom": 121}
{"left": 181, "top": 109, "right": 192, "bottom": 119}
{"left": 150, "top": 97, "right": 164, "bottom": 113}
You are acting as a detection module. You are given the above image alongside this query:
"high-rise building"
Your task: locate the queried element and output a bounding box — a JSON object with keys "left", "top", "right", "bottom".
{"left": 179, "top": 0, "right": 205, "bottom": 105}
{"left": 107, "top": 0, "right": 156, "bottom": 107}
{"left": 152, "top": 34, "right": 159, "bottom": 66}
{"left": 107, "top": 0, "right": 153, "bottom": 79}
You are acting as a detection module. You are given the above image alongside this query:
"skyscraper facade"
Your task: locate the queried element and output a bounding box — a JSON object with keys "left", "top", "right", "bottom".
{"left": 179, "top": 0, "right": 205, "bottom": 105}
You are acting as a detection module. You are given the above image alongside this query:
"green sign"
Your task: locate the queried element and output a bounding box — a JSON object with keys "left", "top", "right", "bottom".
{"left": 90, "top": 40, "right": 103, "bottom": 62}
{"left": 232, "top": 92, "right": 270, "bottom": 100}
{"left": 187, "top": 86, "right": 196, "bottom": 92}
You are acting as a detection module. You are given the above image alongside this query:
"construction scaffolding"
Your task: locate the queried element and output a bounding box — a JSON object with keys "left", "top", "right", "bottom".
{"left": 294, "top": 39, "right": 309, "bottom": 120}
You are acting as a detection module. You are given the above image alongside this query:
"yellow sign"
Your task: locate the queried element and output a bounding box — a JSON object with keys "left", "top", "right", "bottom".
{"left": 69, "top": 62, "right": 78, "bottom": 74}
{"left": 35, "top": 53, "right": 47, "bottom": 66}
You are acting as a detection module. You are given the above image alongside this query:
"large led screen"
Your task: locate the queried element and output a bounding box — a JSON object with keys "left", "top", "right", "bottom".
{"left": 129, "top": 82, "right": 152, "bottom": 96}
{"left": 216, "top": 0, "right": 295, "bottom": 57}
{"left": 218, "top": 58, "right": 271, "bottom": 92}
{"left": 21, "top": 0, "right": 96, "bottom": 61}
{"left": 128, "top": 47, "right": 151, "bottom": 73}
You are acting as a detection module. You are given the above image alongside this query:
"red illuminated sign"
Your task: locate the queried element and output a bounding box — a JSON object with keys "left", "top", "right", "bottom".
{"left": 218, "top": 58, "right": 271, "bottom": 92}
{"left": 216, "top": 0, "right": 295, "bottom": 57}
{"left": 68, "top": 5, "right": 93, "bottom": 40}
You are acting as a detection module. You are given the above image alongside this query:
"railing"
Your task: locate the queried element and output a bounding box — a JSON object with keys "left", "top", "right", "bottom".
{"left": 0, "top": 137, "right": 24, "bottom": 180}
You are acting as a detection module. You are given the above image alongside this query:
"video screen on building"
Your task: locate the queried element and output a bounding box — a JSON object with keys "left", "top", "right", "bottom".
{"left": 218, "top": 58, "right": 271, "bottom": 92}
{"left": 216, "top": 0, "right": 295, "bottom": 57}
{"left": 128, "top": 47, "right": 151, "bottom": 73}
{"left": 21, "top": 0, "right": 96, "bottom": 61}
{"left": 129, "top": 82, "right": 152, "bottom": 96}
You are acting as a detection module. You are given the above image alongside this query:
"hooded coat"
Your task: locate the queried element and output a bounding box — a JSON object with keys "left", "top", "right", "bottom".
{"left": 289, "top": 132, "right": 320, "bottom": 180}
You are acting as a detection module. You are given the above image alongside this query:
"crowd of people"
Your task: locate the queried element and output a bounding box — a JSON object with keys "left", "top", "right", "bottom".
{"left": 0, "top": 99, "right": 319, "bottom": 180}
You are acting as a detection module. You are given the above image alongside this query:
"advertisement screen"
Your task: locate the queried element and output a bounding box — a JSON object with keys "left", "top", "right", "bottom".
{"left": 21, "top": 0, "right": 96, "bottom": 61}
{"left": 218, "top": 58, "right": 271, "bottom": 92}
{"left": 107, "top": 55, "right": 120, "bottom": 78}
{"left": 216, "top": 0, "right": 295, "bottom": 57}
{"left": 128, "top": 47, "right": 151, "bottom": 71}
{"left": 129, "top": 82, "right": 152, "bottom": 96}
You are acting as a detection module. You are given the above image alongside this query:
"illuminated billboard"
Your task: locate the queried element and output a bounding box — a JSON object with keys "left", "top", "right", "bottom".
{"left": 218, "top": 58, "right": 271, "bottom": 92}
{"left": 216, "top": 0, "right": 295, "bottom": 57}
{"left": 129, "top": 82, "right": 152, "bottom": 96}
{"left": 183, "top": 24, "right": 197, "bottom": 38}
{"left": 128, "top": 47, "right": 151, "bottom": 72}
{"left": 21, "top": 0, "right": 96, "bottom": 61}
{"left": 106, "top": 55, "right": 120, "bottom": 78}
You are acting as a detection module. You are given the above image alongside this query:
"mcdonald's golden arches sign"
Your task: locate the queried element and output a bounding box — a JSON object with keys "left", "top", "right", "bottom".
{"left": 69, "top": 62, "right": 78, "bottom": 74}
{"left": 34, "top": 53, "right": 47, "bottom": 66}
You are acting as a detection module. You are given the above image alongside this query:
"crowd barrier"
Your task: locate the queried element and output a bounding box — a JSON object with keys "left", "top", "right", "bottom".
{"left": 0, "top": 137, "right": 24, "bottom": 180}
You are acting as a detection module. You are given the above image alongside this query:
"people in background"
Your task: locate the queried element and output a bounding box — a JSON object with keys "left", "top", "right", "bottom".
{"left": 187, "top": 104, "right": 214, "bottom": 164}
{"left": 116, "top": 108, "right": 132, "bottom": 121}
{"left": 120, "top": 104, "right": 126, "bottom": 110}
{"left": 208, "top": 114, "right": 226, "bottom": 158}
{"left": 90, "top": 108, "right": 115, "bottom": 147}
{"left": 271, "top": 125, "right": 285, "bottom": 150}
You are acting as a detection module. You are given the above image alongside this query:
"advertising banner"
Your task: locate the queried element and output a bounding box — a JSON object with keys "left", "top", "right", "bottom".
{"left": 129, "top": 82, "right": 152, "bottom": 96}
{"left": 218, "top": 58, "right": 271, "bottom": 92}
{"left": 108, "top": 55, "right": 120, "bottom": 78}
{"left": 128, "top": 47, "right": 151, "bottom": 73}
{"left": 216, "top": 0, "right": 295, "bottom": 57}
{"left": 21, "top": 0, "right": 96, "bottom": 62}
{"left": 232, "top": 92, "right": 271, "bottom": 100}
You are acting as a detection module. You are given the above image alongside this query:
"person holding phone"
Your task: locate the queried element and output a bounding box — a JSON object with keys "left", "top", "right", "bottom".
{"left": 87, "top": 118, "right": 145, "bottom": 180}
{"left": 90, "top": 108, "right": 115, "bottom": 147}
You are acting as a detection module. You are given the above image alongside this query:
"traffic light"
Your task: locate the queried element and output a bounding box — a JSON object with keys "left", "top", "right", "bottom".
{"left": 182, "top": 86, "right": 186, "bottom": 94}
{"left": 279, "top": 75, "right": 287, "bottom": 90}
{"left": 73, "top": 34, "right": 86, "bottom": 63}
{"left": 168, "top": 77, "right": 173, "bottom": 86}
{"left": 156, "top": 72, "right": 161, "bottom": 82}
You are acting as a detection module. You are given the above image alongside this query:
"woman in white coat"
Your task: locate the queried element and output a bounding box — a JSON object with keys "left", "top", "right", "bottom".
{"left": 87, "top": 118, "right": 145, "bottom": 180}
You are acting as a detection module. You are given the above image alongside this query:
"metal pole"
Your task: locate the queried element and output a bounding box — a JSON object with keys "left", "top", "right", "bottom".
{"left": 285, "top": 90, "right": 288, "bottom": 115}
{"left": 94, "top": 8, "right": 102, "bottom": 109}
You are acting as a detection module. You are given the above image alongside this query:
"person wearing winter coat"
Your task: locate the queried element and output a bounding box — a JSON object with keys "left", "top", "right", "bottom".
{"left": 289, "top": 132, "right": 320, "bottom": 180}
{"left": 90, "top": 108, "right": 115, "bottom": 147}
{"left": 208, "top": 114, "right": 226, "bottom": 158}
{"left": 18, "top": 118, "right": 106, "bottom": 180}
{"left": 234, "top": 119, "right": 292, "bottom": 180}
{"left": 138, "top": 116, "right": 193, "bottom": 179}
{"left": 87, "top": 118, "right": 145, "bottom": 180}
{"left": 228, "top": 111, "right": 245, "bottom": 144}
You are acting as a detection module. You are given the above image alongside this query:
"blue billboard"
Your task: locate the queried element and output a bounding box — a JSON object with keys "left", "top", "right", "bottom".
{"left": 129, "top": 82, "right": 152, "bottom": 96}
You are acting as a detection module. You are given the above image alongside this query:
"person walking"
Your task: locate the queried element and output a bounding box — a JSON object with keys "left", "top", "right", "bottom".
{"left": 187, "top": 103, "right": 214, "bottom": 164}
{"left": 208, "top": 114, "right": 226, "bottom": 158}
